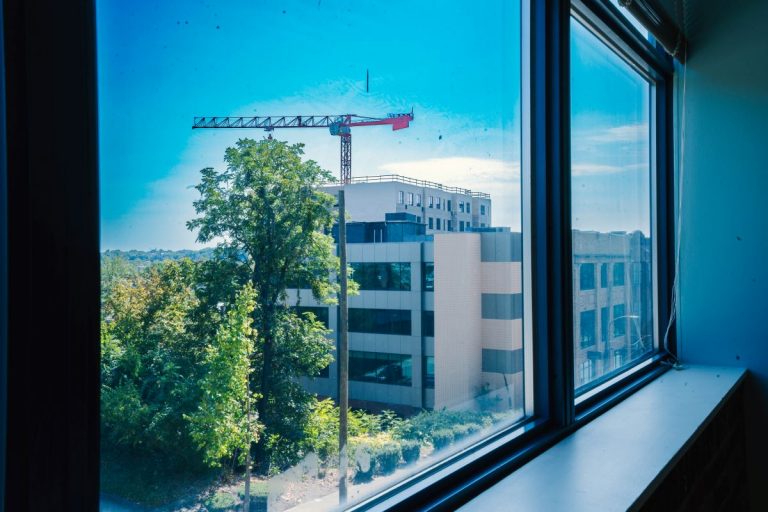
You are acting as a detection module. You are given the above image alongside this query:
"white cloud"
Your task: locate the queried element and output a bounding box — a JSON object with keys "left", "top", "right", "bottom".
{"left": 378, "top": 156, "right": 522, "bottom": 230}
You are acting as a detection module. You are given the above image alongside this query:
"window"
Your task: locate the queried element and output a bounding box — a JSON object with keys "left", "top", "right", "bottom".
{"left": 351, "top": 262, "right": 411, "bottom": 291}
{"left": 423, "top": 356, "right": 435, "bottom": 389}
{"left": 579, "top": 263, "right": 595, "bottom": 290}
{"left": 348, "top": 308, "right": 412, "bottom": 336}
{"left": 422, "top": 310, "right": 434, "bottom": 337}
{"left": 422, "top": 262, "right": 434, "bottom": 292}
{"left": 613, "top": 262, "right": 625, "bottom": 286}
{"left": 571, "top": 11, "right": 656, "bottom": 391}
{"left": 93, "top": 0, "right": 673, "bottom": 509}
{"left": 613, "top": 304, "right": 627, "bottom": 338}
{"left": 349, "top": 351, "right": 412, "bottom": 386}
{"left": 580, "top": 310, "right": 596, "bottom": 348}
{"left": 579, "top": 359, "right": 595, "bottom": 385}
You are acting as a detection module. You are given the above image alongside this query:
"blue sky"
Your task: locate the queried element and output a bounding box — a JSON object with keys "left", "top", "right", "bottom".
{"left": 98, "top": 0, "right": 649, "bottom": 250}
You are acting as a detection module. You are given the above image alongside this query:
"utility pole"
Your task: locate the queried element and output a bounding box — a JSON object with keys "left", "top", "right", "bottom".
{"left": 338, "top": 189, "right": 349, "bottom": 504}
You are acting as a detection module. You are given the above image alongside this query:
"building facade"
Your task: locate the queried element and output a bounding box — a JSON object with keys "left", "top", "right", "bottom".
{"left": 289, "top": 177, "right": 651, "bottom": 414}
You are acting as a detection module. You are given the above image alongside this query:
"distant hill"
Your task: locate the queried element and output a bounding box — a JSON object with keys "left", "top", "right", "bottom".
{"left": 101, "top": 248, "right": 216, "bottom": 270}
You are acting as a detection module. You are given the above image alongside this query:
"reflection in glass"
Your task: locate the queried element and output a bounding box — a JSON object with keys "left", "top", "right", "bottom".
{"left": 571, "top": 18, "right": 654, "bottom": 391}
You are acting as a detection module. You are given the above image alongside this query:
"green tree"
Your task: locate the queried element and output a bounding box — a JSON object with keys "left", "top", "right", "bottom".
{"left": 187, "top": 138, "right": 345, "bottom": 470}
{"left": 101, "top": 259, "right": 207, "bottom": 471}
{"left": 187, "top": 284, "right": 262, "bottom": 511}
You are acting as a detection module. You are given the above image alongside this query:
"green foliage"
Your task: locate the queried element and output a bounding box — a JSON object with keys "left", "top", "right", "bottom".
{"left": 101, "top": 259, "right": 207, "bottom": 469}
{"left": 400, "top": 439, "right": 421, "bottom": 465}
{"left": 372, "top": 440, "right": 401, "bottom": 475}
{"left": 187, "top": 138, "right": 348, "bottom": 471}
{"left": 430, "top": 429, "right": 455, "bottom": 451}
{"left": 186, "top": 285, "right": 262, "bottom": 467}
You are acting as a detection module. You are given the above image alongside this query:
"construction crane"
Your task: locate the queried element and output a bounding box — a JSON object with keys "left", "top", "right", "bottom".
{"left": 192, "top": 111, "right": 414, "bottom": 183}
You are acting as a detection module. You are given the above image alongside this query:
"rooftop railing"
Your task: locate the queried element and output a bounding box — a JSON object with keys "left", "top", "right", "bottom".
{"left": 326, "top": 174, "right": 491, "bottom": 199}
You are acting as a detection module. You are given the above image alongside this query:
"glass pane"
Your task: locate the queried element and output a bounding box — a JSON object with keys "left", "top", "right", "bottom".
{"left": 571, "top": 18, "right": 654, "bottom": 392}
{"left": 98, "top": 0, "right": 524, "bottom": 509}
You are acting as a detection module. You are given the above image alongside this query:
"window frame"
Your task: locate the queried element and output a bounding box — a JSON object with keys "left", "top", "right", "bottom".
{"left": 0, "top": 0, "right": 676, "bottom": 508}
{"left": 352, "top": 0, "right": 676, "bottom": 509}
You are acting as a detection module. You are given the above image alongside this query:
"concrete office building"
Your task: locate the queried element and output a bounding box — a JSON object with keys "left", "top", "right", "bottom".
{"left": 322, "top": 174, "right": 492, "bottom": 234}
{"left": 289, "top": 177, "right": 650, "bottom": 414}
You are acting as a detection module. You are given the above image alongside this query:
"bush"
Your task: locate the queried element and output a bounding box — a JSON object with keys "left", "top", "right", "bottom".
{"left": 430, "top": 429, "right": 454, "bottom": 451}
{"left": 351, "top": 442, "right": 374, "bottom": 483}
{"left": 373, "top": 441, "right": 402, "bottom": 475}
{"left": 400, "top": 439, "right": 421, "bottom": 464}
{"left": 452, "top": 422, "right": 483, "bottom": 441}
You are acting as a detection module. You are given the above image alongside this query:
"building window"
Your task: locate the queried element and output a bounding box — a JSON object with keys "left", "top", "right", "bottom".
{"left": 349, "top": 351, "right": 412, "bottom": 387}
{"left": 579, "top": 359, "right": 595, "bottom": 385}
{"left": 481, "top": 293, "right": 524, "bottom": 320}
{"left": 293, "top": 306, "right": 330, "bottom": 328}
{"left": 613, "top": 262, "right": 625, "bottom": 286}
{"left": 613, "top": 304, "right": 627, "bottom": 338}
{"left": 428, "top": 195, "right": 434, "bottom": 208}
{"left": 459, "top": 221, "right": 465, "bottom": 231}
{"left": 447, "top": 220, "right": 452, "bottom": 231}
{"left": 422, "top": 310, "right": 434, "bottom": 337}
{"left": 579, "top": 263, "right": 595, "bottom": 290}
{"left": 601, "top": 306, "right": 609, "bottom": 343}
{"left": 398, "top": 190, "right": 404, "bottom": 204}
{"left": 466, "top": 203, "right": 471, "bottom": 214}
{"left": 435, "top": 197, "right": 441, "bottom": 209}
{"left": 348, "top": 308, "right": 412, "bottom": 336}
{"left": 480, "top": 204, "right": 485, "bottom": 215}
{"left": 428, "top": 217, "right": 433, "bottom": 229}
{"left": 580, "top": 310, "right": 596, "bottom": 348}
{"left": 407, "top": 192, "right": 414, "bottom": 205}
{"left": 601, "top": 263, "right": 608, "bottom": 288}
{"left": 447, "top": 200, "right": 452, "bottom": 212}
{"left": 459, "top": 201, "right": 465, "bottom": 213}
{"left": 422, "top": 262, "right": 434, "bottom": 292}
{"left": 351, "top": 262, "right": 411, "bottom": 291}
{"left": 416, "top": 193, "right": 422, "bottom": 206}
{"left": 482, "top": 349, "right": 524, "bottom": 374}
{"left": 423, "top": 356, "right": 435, "bottom": 389}
{"left": 614, "top": 350, "right": 624, "bottom": 370}
{"left": 436, "top": 218, "right": 441, "bottom": 230}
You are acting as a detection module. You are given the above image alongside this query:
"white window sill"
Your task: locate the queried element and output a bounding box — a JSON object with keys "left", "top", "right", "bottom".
{"left": 459, "top": 365, "right": 746, "bottom": 511}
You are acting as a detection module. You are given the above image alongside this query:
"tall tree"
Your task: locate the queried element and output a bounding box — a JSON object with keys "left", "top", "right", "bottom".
{"left": 187, "top": 138, "right": 342, "bottom": 470}
{"left": 187, "top": 284, "right": 261, "bottom": 512}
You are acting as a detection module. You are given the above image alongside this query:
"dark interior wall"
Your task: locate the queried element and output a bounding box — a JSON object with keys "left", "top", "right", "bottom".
{"left": 676, "top": 0, "right": 768, "bottom": 509}
{"left": 3, "top": 0, "right": 101, "bottom": 509}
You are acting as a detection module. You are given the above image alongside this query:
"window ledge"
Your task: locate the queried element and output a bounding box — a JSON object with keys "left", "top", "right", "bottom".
{"left": 459, "top": 365, "right": 746, "bottom": 511}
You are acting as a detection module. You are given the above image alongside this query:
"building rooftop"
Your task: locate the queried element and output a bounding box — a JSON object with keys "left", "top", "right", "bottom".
{"left": 329, "top": 174, "right": 492, "bottom": 200}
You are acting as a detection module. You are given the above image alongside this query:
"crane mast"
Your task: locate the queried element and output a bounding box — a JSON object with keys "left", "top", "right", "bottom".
{"left": 192, "top": 112, "right": 414, "bottom": 183}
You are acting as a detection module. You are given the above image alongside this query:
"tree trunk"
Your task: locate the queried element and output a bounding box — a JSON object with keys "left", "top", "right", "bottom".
{"left": 244, "top": 383, "right": 252, "bottom": 512}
